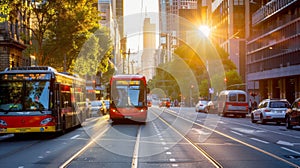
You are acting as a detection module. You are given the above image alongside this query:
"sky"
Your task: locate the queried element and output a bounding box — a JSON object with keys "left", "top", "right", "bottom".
{"left": 124, "top": 0, "right": 159, "bottom": 52}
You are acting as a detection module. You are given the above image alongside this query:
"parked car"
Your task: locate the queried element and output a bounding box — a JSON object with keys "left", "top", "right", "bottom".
{"left": 207, "top": 98, "right": 218, "bottom": 113}
{"left": 251, "top": 99, "right": 290, "bottom": 124}
{"left": 159, "top": 98, "right": 171, "bottom": 108}
{"left": 285, "top": 98, "right": 300, "bottom": 129}
{"left": 195, "top": 100, "right": 210, "bottom": 113}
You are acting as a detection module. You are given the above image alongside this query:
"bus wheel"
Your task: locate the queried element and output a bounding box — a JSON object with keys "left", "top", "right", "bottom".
{"left": 61, "top": 116, "right": 66, "bottom": 134}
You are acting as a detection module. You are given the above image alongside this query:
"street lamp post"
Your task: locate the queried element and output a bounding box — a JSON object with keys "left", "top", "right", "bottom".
{"left": 190, "top": 84, "right": 194, "bottom": 107}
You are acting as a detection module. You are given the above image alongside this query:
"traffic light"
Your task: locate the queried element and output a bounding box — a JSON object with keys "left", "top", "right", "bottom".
{"left": 224, "top": 77, "right": 227, "bottom": 83}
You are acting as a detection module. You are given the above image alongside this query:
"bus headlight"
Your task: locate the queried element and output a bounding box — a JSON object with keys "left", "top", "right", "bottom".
{"left": 0, "top": 120, "right": 7, "bottom": 126}
{"left": 111, "top": 109, "right": 119, "bottom": 113}
{"left": 40, "top": 118, "right": 52, "bottom": 125}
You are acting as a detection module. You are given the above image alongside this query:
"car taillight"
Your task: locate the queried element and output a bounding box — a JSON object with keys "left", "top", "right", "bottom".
{"left": 264, "top": 109, "right": 271, "bottom": 112}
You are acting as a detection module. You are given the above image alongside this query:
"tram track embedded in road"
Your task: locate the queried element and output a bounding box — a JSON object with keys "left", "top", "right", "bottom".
{"left": 155, "top": 107, "right": 300, "bottom": 168}
{"left": 151, "top": 109, "right": 223, "bottom": 168}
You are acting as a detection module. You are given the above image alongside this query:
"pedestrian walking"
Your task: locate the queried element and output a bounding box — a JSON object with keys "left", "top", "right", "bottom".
{"left": 249, "top": 99, "right": 253, "bottom": 113}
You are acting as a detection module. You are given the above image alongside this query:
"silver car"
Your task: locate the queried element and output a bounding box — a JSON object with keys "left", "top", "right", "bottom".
{"left": 251, "top": 99, "right": 290, "bottom": 124}
{"left": 195, "top": 100, "right": 210, "bottom": 113}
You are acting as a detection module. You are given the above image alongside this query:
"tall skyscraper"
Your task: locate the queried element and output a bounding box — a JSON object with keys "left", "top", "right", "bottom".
{"left": 142, "top": 18, "right": 156, "bottom": 80}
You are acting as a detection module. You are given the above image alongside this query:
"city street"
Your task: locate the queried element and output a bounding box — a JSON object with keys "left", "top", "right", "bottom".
{"left": 1, "top": 106, "right": 300, "bottom": 168}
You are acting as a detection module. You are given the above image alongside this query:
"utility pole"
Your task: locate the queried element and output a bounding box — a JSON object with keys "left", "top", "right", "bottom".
{"left": 127, "top": 48, "right": 130, "bottom": 74}
{"left": 122, "top": 48, "right": 130, "bottom": 74}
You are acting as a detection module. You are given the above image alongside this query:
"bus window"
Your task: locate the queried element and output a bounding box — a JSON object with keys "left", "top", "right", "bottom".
{"left": 0, "top": 82, "right": 23, "bottom": 111}
{"left": 229, "top": 94, "right": 237, "bottom": 101}
{"left": 25, "top": 81, "right": 50, "bottom": 110}
{"left": 238, "top": 94, "right": 246, "bottom": 102}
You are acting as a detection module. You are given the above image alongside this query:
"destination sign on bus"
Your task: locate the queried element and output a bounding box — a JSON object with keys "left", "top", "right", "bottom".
{"left": 1, "top": 73, "right": 51, "bottom": 80}
{"left": 116, "top": 80, "right": 140, "bottom": 85}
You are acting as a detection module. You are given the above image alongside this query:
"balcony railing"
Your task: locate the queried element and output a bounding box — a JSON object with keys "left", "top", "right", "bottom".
{"left": 252, "top": 0, "right": 297, "bottom": 25}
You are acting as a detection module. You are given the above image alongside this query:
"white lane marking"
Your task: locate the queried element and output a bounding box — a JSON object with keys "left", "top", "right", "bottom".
{"left": 231, "top": 127, "right": 266, "bottom": 134}
{"left": 281, "top": 147, "right": 300, "bottom": 155}
{"left": 166, "top": 152, "right": 172, "bottom": 155}
{"left": 164, "top": 147, "right": 169, "bottom": 150}
{"left": 276, "top": 140, "right": 294, "bottom": 147}
{"left": 59, "top": 126, "right": 110, "bottom": 168}
{"left": 169, "top": 158, "right": 176, "bottom": 162}
{"left": 162, "top": 142, "right": 166, "bottom": 145}
{"left": 224, "top": 119, "right": 300, "bottom": 139}
{"left": 250, "top": 138, "right": 269, "bottom": 144}
{"left": 131, "top": 126, "right": 141, "bottom": 168}
{"left": 230, "top": 131, "right": 244, "bottom": 136}
{"left": 70, "top": 135, "right": 80, "bottom": 139}
{"left": 191, "top": 128, "right": 211, "bottom": 135}
{"left": 172, "top": 164, "right": 179, "bottom": 167}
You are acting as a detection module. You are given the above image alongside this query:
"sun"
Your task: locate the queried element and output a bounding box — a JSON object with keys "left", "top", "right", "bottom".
{"left": 198, "top": 25, "right": 211, "bottom": 37}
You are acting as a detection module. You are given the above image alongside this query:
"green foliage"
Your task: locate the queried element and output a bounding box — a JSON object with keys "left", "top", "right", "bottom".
{"left": 0, "top": 0, "right": 10, "bottom": 23}
{"left": 152, "top": 40, "right": 243, "bottom": 99}
{"left": 4, "top": 0, "right": 112, "bottom": 76}
{"left": 101, "top": 61, "right": 116, "bottom": 86}
{"left": 44, "top": 0, "right": 101, "bottom": 71}
{"left": 199, "top": 79, "right": 209, "bottom": 98}
{"left": 225, "top": 70, "right": 244, "bottom": 90}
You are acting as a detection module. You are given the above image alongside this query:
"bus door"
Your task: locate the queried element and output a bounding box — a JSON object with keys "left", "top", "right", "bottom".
{"left": 54, "top": 83, "right": 63, "bottom": 131}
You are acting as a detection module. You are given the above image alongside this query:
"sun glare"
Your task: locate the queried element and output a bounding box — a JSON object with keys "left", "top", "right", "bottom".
{"left": 199, "top": 25, "right": 211, "bottom": 37}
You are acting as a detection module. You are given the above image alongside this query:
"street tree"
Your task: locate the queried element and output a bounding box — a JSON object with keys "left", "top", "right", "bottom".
{"left": 3, "top": 0, "right": 106, "bottom": 74}
{"left": 0, "top": 0, "right": 10, "bottom": 23}
{"left": 45, "top": 0, "right": 101, "bottom": 72}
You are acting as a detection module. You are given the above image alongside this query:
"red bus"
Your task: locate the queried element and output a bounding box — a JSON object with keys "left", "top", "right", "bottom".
{"left": 109, "top": 74, "right": 148, "bottom": 123}
{"left": 0, "top": 66, "right": 89, "bottom": 134}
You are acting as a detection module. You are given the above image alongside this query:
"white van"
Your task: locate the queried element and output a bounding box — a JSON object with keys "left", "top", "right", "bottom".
{"left": 216, "top": 90, "right": 248, "bottom": 118}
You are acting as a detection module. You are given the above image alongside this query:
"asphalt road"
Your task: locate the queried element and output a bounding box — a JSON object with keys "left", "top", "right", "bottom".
{"left": 1, "top": 106, "right": 300, "bottom": 168}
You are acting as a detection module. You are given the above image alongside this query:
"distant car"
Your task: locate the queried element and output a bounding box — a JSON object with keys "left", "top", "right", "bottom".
{"left": 251, "top": 99, "right": 290, "bottom": 124}
{"left": 103, "top": 100, "right": 110, "bottom": 110}
{"left": 90, "top": 100, "right": 107, "bottom": 116}
{"left": 159, "top": 98, "right": 171, "bottom": 108}
{"left": 207, "top": 100, "right": 217, "bottom": 112}
{"left": 90, "top": 101, "right": 102, "bottom": 116}
{"left": 195, "top": 100, "right": 210, "bottom": 113}
{"left": 147, "top": 101, "right": 152, "bottom": 107}
{"left": 285, "top": 98, "right": 300, "bottom": 129}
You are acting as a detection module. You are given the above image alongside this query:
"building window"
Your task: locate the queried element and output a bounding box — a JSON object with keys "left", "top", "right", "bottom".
{"left": 234, "top": 0, "right": 244, "bottom": 6}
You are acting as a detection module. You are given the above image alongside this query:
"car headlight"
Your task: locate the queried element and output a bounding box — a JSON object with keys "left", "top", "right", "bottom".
{"left": 0, "top": 119, "right": 7, "bottom": 126}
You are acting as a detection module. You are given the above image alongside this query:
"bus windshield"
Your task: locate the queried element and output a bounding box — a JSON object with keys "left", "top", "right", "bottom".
{"left": 0, "top": 81, "right": 50, "bottom": 111}
{"left": 112, "top": 80, "right": 146, "bottom": 108}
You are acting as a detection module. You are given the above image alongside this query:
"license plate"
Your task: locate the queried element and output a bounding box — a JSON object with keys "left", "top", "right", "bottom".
{"left": 16, "top": 128, "right": 30, "bottom": 132}
{"left": 124, "top": 116, "right": 132, "bottom": 119}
